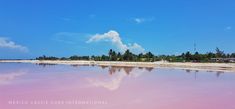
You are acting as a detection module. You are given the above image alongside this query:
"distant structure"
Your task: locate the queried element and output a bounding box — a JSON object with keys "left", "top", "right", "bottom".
{"left": 210, "top": 58, "right": 235, "bottom": 63}
{"left": 194, "top": 43, "right": 197, "bottom": 52}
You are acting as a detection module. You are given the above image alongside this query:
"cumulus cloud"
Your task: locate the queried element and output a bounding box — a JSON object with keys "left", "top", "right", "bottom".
{"left": 86, "top": 30, "right": 145, "bottom": 54}
{"left": 0, "top": 37, "right": 28, "bottom": 52}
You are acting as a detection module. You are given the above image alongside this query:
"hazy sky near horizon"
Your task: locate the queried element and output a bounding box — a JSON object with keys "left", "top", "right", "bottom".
{"left": 0, "top": 0, "right": 234, "bottom": 59}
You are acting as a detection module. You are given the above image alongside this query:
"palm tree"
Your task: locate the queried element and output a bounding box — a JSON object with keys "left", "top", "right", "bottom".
{"left": 111, "top": 50, "right": 117, "bottom": 61}
{"left": 117, "top": 52, "right": 123, "bottom": 61}
{"left": 185, "top": 51, "right": 192, "bottom": 61}
{"left": 215, "top": 47, "right": 224, "bottom": 58}
{"left": 108, "top": 49, "right": 113, "bottom": 61}
{"left": 123, "top": 49, "right": 133, "bottom": 61}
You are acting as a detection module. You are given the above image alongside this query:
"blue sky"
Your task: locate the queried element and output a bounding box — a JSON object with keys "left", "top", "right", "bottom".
{"left": 0, "top": 0, "right": 234, "bottom": 59}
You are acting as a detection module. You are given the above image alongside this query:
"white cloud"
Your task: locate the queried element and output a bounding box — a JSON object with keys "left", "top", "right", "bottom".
{"left": 134, "top": 18, "right": 146, "bottom": 24}
{"left": 0, "top": 37, "right": 28, "bottom": 52}
{"left": 133, "top": 17, "right": 154, "bottom": 24}
{"left": 86, "top": 30, "right": 145, "bottom": 54}
{"left": 225, "top": 26, "right": 232, "bottom": 30}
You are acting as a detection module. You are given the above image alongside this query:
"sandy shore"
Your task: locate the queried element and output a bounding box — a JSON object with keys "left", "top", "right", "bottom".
{"left": 0, "top": 60, "right": 235, "bottom": 72}
{"left": 155, "top": 62, "right": 235, "bottom": 73}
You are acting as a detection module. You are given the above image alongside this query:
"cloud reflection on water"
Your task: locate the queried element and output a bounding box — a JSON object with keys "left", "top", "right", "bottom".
{"left": 0, "top": 71, "right": 27, "bottom": 85}
{"left": 87, "top": 66, "right": 153, "bottom": 91}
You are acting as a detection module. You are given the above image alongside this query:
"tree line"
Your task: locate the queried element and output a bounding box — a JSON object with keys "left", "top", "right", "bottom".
{"left": 36, "top": 48, "right": 235, "bottom": 62}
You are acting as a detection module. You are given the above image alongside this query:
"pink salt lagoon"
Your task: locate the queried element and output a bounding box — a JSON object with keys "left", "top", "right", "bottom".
{"left": 0, "top": 63, "right": 235, "bottom": 109}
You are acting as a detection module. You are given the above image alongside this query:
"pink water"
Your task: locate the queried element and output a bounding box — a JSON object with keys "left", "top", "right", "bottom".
{"left": 0, "top": 63, "right": 235, "bottom": 109}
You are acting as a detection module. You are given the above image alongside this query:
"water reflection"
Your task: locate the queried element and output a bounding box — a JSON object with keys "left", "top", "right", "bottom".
{"left": 99, "top": 65, "right": 109, "bottom": 69}
{"left": 1, "top": 63, "right": 235, "bottom": 109}
{"left": 87, "top": 66, "right": 153, "bottom": 91}
{"left": 99, "top": 65, "right": 154, "bottom": 75}
{"left": 216, "top": 71, "right": 224, "bottom": 77}
{"left": 184, "top": 69, "right": 225, "bottom": 78}
{"left": 0, "top": 71, "right": 27, "bottom": 85}
{"left": 145, "top": 67, "right": 154, "bottom": 72}
{"left": 37, "top": 63, "right": 227, "bottom": 79}
{"left": 36, "top": 63, "right": 58, "bottom": 67}
{"left": 185, "top": 69, "right": 199, "bottom": 73}
{"left": 108, "top": 66, "right": 134, "bottom": 75}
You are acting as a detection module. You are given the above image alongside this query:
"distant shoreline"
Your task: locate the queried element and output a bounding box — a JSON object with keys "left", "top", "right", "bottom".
{"left": 0, "top": 60, "right": 235, "bottom": 72}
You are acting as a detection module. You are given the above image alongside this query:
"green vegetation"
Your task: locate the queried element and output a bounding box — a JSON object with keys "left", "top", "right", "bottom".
{"left": 36, "top": 55, "right": 59, "bottom": 60}
{"left": 36, "top": 47, "right": 235, "bottom": 63}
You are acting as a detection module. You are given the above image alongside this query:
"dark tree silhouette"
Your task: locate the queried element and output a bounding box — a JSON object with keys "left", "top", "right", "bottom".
{"left": 35, "top": 48, "right": 235, "bottom": 63}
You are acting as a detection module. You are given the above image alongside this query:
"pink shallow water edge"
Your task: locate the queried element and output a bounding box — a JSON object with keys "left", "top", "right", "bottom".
{"left": 0, "top": 63, "right": 235, "bottom": 109}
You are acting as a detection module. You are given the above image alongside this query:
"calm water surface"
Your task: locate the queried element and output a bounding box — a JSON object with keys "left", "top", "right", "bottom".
{"left": 0, "top": 63, "right": 235, "bottom": 109}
